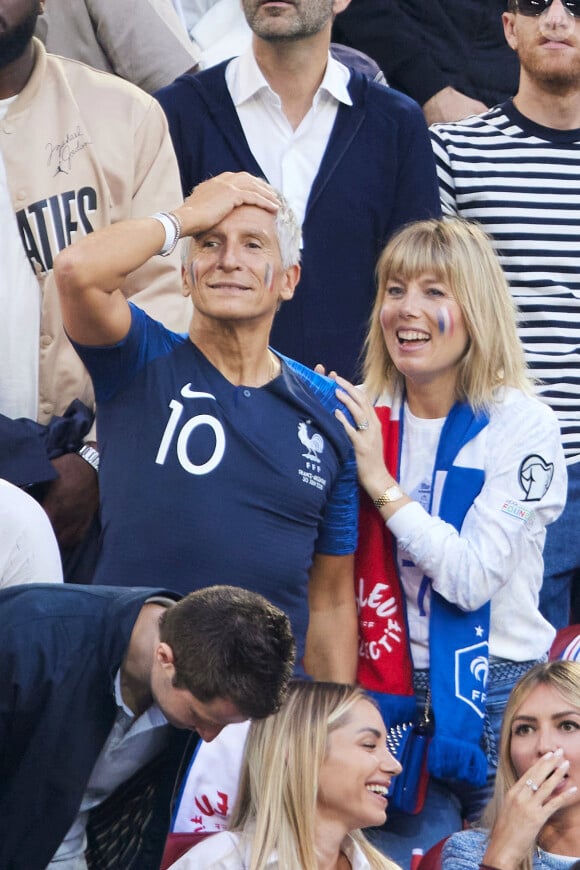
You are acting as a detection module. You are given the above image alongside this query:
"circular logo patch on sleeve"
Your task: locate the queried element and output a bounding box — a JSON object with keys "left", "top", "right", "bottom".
{"left": 519, "top": 454, "right": 554, "bottom": 502}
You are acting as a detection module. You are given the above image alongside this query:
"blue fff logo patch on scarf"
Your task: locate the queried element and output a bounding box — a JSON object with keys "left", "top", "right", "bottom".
{"left": 455, "top": 641, "right": 489, "bottom": 718}
{"left": 518, "top": 454, "right": 554, "bottom": 502}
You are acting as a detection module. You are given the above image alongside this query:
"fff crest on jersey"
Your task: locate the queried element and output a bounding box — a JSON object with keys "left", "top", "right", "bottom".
{"left": 297, "top": 421, "right": 324, "bottom": 462}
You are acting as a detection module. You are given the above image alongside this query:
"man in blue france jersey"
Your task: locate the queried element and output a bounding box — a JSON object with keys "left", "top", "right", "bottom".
{"left": 54, "top": 170, "right": 358, "bottom": 685}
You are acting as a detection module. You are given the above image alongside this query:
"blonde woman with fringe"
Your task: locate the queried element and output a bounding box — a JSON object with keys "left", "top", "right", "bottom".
{"left": 332, "top": 219, "right": 567, "bottom": 868}
{"left": 442, "top": 661, "right": 580, "bottom": 870}
{"left": 168, "top": 681, "right": 402, "bottom": 870}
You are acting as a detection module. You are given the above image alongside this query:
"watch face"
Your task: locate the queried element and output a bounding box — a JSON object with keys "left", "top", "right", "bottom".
{"left": 374, "top": 487, "right": 397, "bottom": 507}
{"left": 374, "top": 484, "right": 404, "bottom": 508}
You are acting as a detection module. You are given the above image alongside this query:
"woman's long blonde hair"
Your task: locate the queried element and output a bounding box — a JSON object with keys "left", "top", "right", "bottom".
{"left": 363, "top": 218, "right": 532, "bottom": 408}
{"left": 482, "top": 661, "right": 580, "bottom": 870}
{"left": 229, "top": 681, "right": 400, "bottom": 870}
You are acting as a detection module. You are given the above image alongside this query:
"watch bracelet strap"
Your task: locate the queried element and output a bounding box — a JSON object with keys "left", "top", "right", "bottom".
{"left": 77, "top": 444, "right": 100, "bottom": 473}
{"left": 373, "top": 484, "right": 403, "bottom": 508}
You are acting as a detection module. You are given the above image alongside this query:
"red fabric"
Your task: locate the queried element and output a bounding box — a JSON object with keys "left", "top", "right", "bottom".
{"left": 416, "top": 836, "right": 449, "bottom": 870}
{"left": 549, "top": 624, "right": 580, "bottom": 661}
{"left": 355, "top": 406, "right": 414, "bottom": 698}
{"left": 160, "top": 832, "right": 213, "bottom": 870}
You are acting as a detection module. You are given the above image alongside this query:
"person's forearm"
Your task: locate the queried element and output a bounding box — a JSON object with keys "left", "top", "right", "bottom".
{"left": 305, "top": 552, "right": 358, "bottom": 682}
{"left": 54, "top": 215, "right": 170, "bottom": 300}
{"left": 54, "top": 214, "right": 170, "bottom": 346}
{"left": 304, "top": 603, "right": 358, "bottom": 683}
{"left": 423, "top": 87, "right": 488, "bottom": 125}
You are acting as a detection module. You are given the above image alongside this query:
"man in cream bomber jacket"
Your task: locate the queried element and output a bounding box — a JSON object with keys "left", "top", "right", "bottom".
{"left": 0, "top": 1, "right": 189, "bottom": 581}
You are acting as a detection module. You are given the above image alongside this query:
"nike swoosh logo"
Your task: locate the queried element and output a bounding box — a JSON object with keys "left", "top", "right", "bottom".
{"left": 180, "top": 384, "right": 216, "bottom": 400}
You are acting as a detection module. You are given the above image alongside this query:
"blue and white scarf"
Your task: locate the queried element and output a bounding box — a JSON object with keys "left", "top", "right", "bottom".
{"left": 356, "top": 392, "right": 490, "bottom": 786}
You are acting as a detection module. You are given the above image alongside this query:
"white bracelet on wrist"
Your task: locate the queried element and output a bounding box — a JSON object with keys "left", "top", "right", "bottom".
{"left": 151, "top": 211, "right": 182, "bottom": 257}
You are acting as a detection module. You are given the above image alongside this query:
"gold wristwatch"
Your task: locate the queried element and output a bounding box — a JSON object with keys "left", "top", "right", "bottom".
{"left": 373, "top": 485, "right": 404, "bottom": 509}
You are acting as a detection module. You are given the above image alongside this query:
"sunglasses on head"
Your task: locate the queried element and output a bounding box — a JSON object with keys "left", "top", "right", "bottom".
{"left": 514, "top": 0, "right": 580, "bottom": 17}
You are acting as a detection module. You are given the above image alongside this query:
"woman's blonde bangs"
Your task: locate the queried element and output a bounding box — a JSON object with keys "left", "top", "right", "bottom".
{"left": 364, "top": 218, "right": 532, "bottom": 406}
{"left": 376, "top": 222, "right": 455, "bottom": 290}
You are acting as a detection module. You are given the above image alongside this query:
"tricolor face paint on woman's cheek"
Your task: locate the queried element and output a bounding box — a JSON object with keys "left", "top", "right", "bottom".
{"left": 437, "top": 306, "right": 454, "bottom": 336}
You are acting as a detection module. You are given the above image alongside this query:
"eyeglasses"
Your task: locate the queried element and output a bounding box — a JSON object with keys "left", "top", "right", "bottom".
{"left": 514, "top": 0, "right": 580, "bottom": 17}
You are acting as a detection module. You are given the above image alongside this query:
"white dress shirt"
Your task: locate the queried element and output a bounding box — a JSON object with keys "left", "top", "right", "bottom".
{"left": 225, "top": 48, "right": 352, "bottom": 232}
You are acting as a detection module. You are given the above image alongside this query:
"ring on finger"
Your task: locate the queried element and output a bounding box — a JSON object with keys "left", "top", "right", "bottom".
{"left": 356, "top": 420, "right": 370, "bottom": 431}
{"left": 525, "top": 778, "right": 539, "bottom": 792}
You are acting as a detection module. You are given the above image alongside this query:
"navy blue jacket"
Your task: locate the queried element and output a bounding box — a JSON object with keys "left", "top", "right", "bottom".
{"left": 0, "top": 584, "right": 187, "bottom": 870}
{"left": 156, "top": 63, "right": 440, "bottom": 380}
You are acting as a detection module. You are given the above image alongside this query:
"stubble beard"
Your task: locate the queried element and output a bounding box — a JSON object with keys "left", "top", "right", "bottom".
{"left": 518, "top": 37, "right": 580, "bottom": 95}
{"left": 0, "top": 6, "right": 41, "bottom": 71}
{"left": 526, "top": 59, "right": 580, "bottom": 94}
{"left": 243, "top": 1, "right": 332, "bottom": 42}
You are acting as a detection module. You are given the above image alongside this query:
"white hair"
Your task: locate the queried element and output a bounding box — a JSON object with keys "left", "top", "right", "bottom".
{"left": 273, "top": 190, "right": 301, "bottom": 268}
{"left": 180, "top": 182, "right": 301, "bottom": 269}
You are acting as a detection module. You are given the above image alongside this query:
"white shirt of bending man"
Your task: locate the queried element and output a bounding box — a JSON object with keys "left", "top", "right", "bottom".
{"left": 47, "top": 669, "right": 171, "bottom": 868}
{"left": 225, "top": 46, "right": 352, "bottom": 231}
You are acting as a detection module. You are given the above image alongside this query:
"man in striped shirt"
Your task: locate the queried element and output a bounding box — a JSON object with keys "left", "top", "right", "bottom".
{"left": 430, "top": 0, "right": 580, "bottom": 630}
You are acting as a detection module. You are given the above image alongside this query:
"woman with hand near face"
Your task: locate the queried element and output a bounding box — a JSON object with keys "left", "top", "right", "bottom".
{"left": 333, "top": 219, "right": 567, "bottom": 866}
{"left": 443, "top": 661, "right": 580, "bottom": 869}
{"left": 168, "top": 681, "right": 401, "bottom": 870}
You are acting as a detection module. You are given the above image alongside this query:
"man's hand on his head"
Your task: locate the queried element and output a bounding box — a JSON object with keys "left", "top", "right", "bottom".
{"left": 175, "top": 172, "right": 280, "bottom": 238}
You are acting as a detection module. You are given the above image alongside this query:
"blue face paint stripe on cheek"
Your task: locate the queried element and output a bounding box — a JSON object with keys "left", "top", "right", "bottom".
{"left": 437, "top": 306, "right": 454, "bottom": 335}
{"left": 264, "top": 263, "right": 273, "bottom": 291}
{"left": 189, "top": 261, "right": 198, "bottom": 287}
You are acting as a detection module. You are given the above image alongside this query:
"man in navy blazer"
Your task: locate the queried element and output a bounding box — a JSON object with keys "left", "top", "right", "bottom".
{"left": 0, "top": 583, "right": 294, "bottom": 870}
{"left": 156, "top": 0, "right": 440, "bottom": 381}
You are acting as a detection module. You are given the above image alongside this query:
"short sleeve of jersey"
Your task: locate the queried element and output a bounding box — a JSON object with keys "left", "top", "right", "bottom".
{"left": 283, "top": 357, "right": 358, "bottom": 556}
{"left": 71, "top": 304, "right": 186, "bottom": 403}
{"left": 315, "top": 450, "right": 358, "bottom": 555}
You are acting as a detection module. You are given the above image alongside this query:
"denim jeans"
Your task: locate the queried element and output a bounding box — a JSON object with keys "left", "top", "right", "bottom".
{"left": 365, "top": 658, "right": 543, "bottom": 870}
{"left": 540, "top": 460, "right": 580, "bottom": 630}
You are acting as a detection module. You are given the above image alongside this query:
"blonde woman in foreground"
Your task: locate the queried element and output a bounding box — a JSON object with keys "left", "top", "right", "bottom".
{"left": 168, "top": 681, "right": 402, "bottom": 870}
{"left": 442, "top": 660, "right": 580, "bottom": 870}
